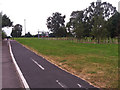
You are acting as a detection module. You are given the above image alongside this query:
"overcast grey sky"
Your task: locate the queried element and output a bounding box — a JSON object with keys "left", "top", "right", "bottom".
{"left": 0, "top": 0, "right": 119, "bottom": 36}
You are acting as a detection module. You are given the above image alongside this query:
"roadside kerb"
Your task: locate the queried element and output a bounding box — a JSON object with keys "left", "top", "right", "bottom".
{"left": 8, "top": 40, "right": 30, "bottom": 90}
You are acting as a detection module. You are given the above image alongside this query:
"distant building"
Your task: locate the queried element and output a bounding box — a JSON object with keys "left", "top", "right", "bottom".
{"left": 45, "top": 32, "right": 49, "bottom": 37}
{"left": 118, "top": 1, "right": 120, "bottom": 13}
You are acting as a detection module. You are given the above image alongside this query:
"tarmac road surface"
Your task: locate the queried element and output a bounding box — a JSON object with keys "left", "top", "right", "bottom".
{"left": 10, "top": 40, "right": 99, "bottom": 89}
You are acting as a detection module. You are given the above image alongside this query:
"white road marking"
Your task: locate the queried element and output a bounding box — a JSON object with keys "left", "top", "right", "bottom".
{"left": 77, "top": 84, "right": 82, "bottom": 88}
{"left": 56, "top": 80, "right": 68, "bottom": 88}
{"left": 31, "top": 58, "right": 45, "bottom": 70}
{"left": 8, "top": 41, "right": 30, "bottom": 90}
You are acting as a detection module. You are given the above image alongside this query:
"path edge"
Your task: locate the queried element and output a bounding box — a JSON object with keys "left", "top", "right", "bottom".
{"left": 8, "top": 40, "right": 30, "bottom": 90}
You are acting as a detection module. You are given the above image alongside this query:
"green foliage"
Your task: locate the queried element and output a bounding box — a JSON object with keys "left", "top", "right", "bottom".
{"left": 11, "top": 24, "right": 22, "bottom": 37}
{"left": 91, "top": 14, "right": 108, "bottom": 43}
{"left": 2, "top": 30, "right": 7, "bottom": 39}
{"left": 66, "top": 22, "right": 73, "bottom": 37}
{"left": 107, "top": 12, "right": 120, "bottom": 38}
{"left": 84, "top": 2, "right": 117, "bottom": 21}
{"left": 47, "top": 12, "right": 67, "bottom": 37}
{"left": 69, "top": 11, "right": 85, "bottom": 39}
{"left": 1, "top": 14, "right": 12, "bottom": 39}
{"left": 66, "top": 1, "right": 117, "bottom": 43}
{"left": 2, "top": 14, "right": 13, "bottom": 28}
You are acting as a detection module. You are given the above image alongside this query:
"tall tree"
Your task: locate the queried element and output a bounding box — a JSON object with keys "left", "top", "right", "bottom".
{"left": 70, "top": 11, "right": 85, "bottom": 39}
{"left": 1, "top": 14, "right": 13, "bottom": 39}
{"left": 2, "top": 14, "right": 13, "bottom": 28}
{"left": 107, "top": 12, "right": 120, "bottom": 38}
{"left": 84, "top": 1, "right": 117, "bottom": 41}
{"left": 91, "top": 14, "right": 108, "bottom": 43}
{"left": 84, "top": 2, "right": 117, "bottom": 22}
{"left": 117, "top": 13, "right": 120, "bottom": 37}
{"left": 67, "top": 1, "right": 117, "bottom": 43}
{"left": 46, "top": 12, "right": 67, "bottom": 37}
{"left": 66, "top": 22, "right": 73, "bottom": 37}
{"left": 11, "top": 24, "right": 22, "bottom": 37}
{"left": 68, "top": 11, "right": 90, "bottom": 38}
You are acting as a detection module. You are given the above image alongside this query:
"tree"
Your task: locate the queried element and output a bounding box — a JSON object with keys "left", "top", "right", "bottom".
{"left": 68, "top": 10, "right": 91, "bottom": 39}
{"left": 2, "top": 14, "right": 13, "bottom": 28}
{"left": 46, "top": 12, "right": 67, "bottom": 37}
{"left": 1, "top": 14, "right": 13, "bottom": 39}
{"left": 25, "top": 32, "right": 33, "bottom": 37}
{"left": 84, "top": 1, "right": 117, "bottom": 41}
{"left": 11, "top": 24, "right": 22, "bottom": 37}
{"left": 67, "top": 1, "right": 117, "bottom": 43}
{"left": 66, "top": 22, "right": 73, "bottom": 37}
{"left": 117, "top": 13, "right": 120, "bottom": 37}
{"left": 91, "top": 14, "right": 108, "bottom": 43}
{"left": 84, "top": 2, "right": 117, "bottom": 22}
{"left": 107, "top": 12, "right": 120, "bottom": 38}
{"left": 69, "top": 11, "right": 86, "bottom": 39}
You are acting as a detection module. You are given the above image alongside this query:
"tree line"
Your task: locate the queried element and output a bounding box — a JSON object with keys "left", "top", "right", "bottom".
{"left": 46, "top": 1, "right": 120, "bottom": 43}
{"left": 2, "top": 1, "right": 120, "bottom": 43}
{"left": 1, "top": 13, "right": 23, "bottom": 39}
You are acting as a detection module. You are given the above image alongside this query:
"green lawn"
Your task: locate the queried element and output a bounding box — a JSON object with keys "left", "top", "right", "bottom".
{"left": 15, "top": 38, "right": 118, "bottom": 88}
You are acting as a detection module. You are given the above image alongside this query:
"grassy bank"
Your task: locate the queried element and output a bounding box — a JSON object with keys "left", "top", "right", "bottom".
{"left": 15, "top": 38, "right": 118, "bottom": 88}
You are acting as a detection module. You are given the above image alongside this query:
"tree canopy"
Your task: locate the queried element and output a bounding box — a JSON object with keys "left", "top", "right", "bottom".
{"left": 107, "top": 12, "right": 120, "bottom": 38}
{"left": 46, "top": 12, "right": 67, "bottom": 37}
{"left": 11, "top": 24, "right": 22, "bottom": 37}
{"left": 65, "top": 1, "right": 118, "bottom": 43}
{"left": 1, "top": 14, "right": 13, "bottom": 39}
{"left": 2, "top": 14, "right": 13, "bottom": 28}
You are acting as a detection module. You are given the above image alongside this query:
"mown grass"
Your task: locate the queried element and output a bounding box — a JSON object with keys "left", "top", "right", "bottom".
{"left": 15, "top": 38, "right": 118, "bottom": 88}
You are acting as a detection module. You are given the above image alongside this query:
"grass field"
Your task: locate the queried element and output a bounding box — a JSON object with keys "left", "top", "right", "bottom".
{"left": 15, "top": 38, "right": 118, "bottom": 88}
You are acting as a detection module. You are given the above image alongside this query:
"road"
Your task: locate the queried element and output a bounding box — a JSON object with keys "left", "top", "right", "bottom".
{"left": 10, "top": 40, "right": 99, "bottom": 89}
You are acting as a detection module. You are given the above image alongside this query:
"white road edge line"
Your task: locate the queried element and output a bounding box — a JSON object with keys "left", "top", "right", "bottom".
{"left": 56, "top": 80, "right": 64, "bottom": 88}
{"left": 31, "top": 58, "right": 45, "bottom": 70}
{"left": 8, "top": 40, "right": 30, "bottom": 90}
{"left": 56, "top": 80, "right": 67, "bottom": 88}
{"left": 77, "top": 84, "right": 82, "bottom": 88}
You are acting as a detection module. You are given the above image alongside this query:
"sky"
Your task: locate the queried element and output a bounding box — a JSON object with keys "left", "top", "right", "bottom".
{"left": 0, "top": 0, "right": 120, "bottom": 36}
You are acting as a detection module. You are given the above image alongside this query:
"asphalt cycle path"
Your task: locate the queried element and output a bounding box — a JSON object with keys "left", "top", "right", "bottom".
{"left": 10, "top": 40, "right": 99, "bottom": 89}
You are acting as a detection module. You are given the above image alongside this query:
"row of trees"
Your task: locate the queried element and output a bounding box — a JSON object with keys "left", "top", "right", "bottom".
{"left": 46, "top": 1, "right": 120, "bottom": 43}
{"left": 1, "top": 13, "right": 23, "bottom": 39}
{"left": 2, "top": 1, "right": 120, "bottom": 43}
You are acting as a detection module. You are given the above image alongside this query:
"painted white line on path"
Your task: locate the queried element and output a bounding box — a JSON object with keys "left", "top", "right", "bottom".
{"left": 8, "top": 40, "right": 30, "bottom": 90}
{"left": 77, "top": 84, "right": 82, "bottom": 88}
{"left": 56, "top": 80, "right": 68, "bottom": 88}
{"left": 31, "top": 58, "right": 45, "bottom": 70}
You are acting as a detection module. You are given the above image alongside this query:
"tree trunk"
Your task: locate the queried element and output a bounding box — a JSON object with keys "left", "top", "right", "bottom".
{"left": 97, "top": 38, "right": 101, "bottom": 44}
